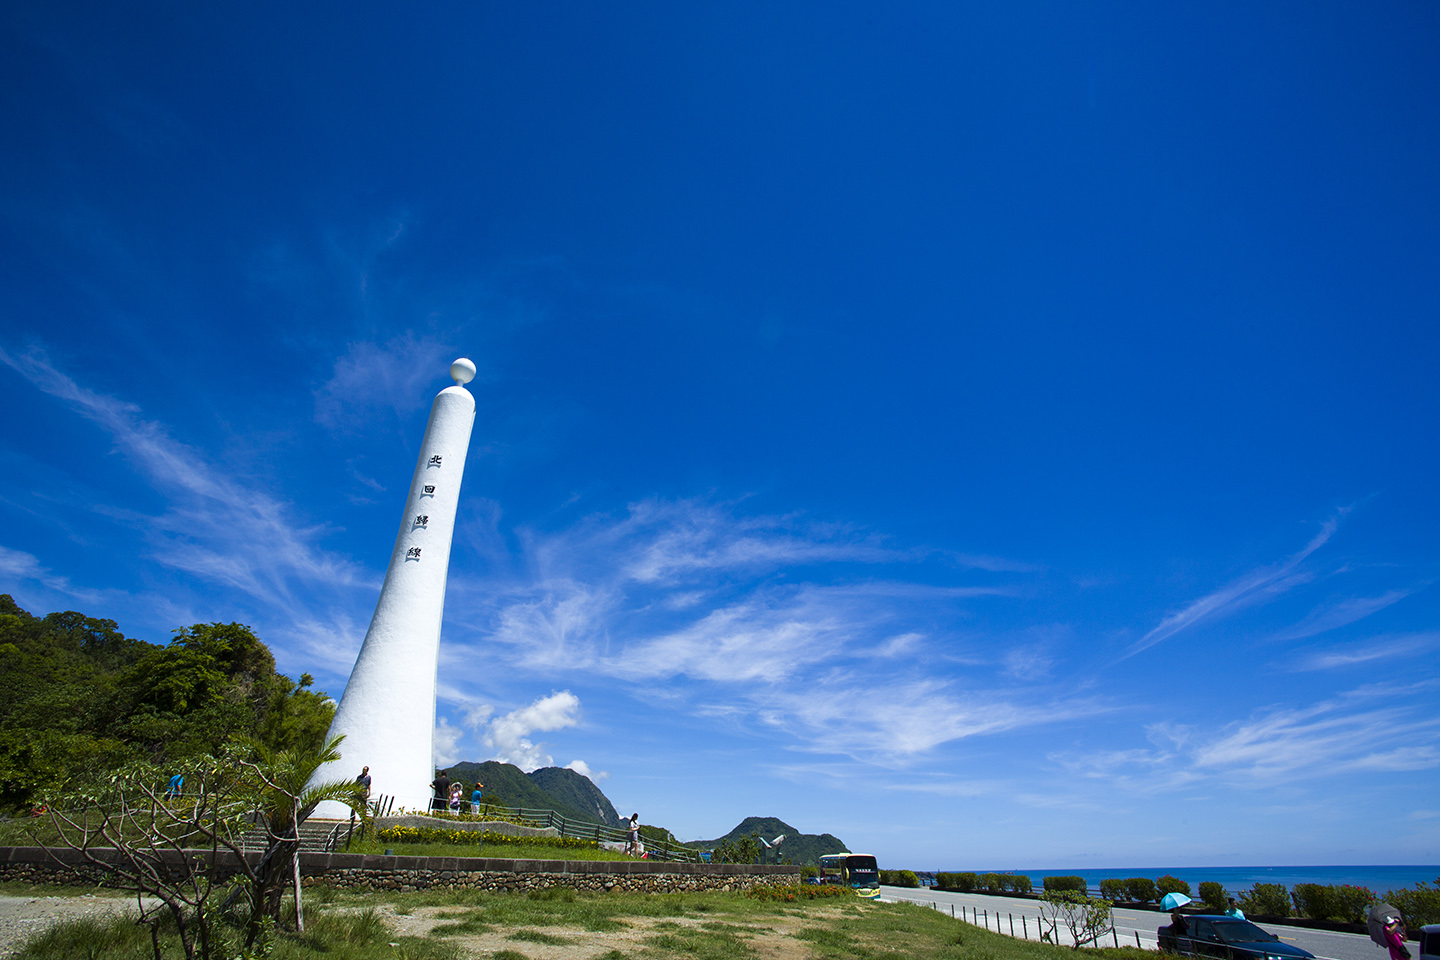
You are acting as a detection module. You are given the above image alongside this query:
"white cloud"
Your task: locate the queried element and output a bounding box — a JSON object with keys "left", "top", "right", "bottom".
{"left": 433, "top": 717, "right": 464, "bottom": 768}
{"left": 0, "top": 544, "right": 116, "bottom": 606}
{"left": 480, "top": 691, "right": 582, "bottom": 772}
{"left": 564, "top": 759, "right": 609, "bottom": 782}
{"left": 1128, "top": 515, "right": 1343, "bottom": 657}
{"left": 1190, "top": 691, "right": 1440, "bottom": 781}
{"left": 314, "top": 333, "right": 454, "bottom": 433}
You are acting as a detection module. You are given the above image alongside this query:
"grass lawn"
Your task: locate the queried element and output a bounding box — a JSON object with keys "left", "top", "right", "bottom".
{"left": 14, "top": 882, "right": 1159, "bottom": 960}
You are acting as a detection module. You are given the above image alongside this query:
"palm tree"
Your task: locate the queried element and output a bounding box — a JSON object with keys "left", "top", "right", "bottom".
{"left": 236, "top": 733, "right": 364, "bottom": 943}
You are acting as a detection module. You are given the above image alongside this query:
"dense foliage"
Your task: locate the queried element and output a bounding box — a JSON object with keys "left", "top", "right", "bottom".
{"left": 1043, "top": 875, "right": 1088, "bottom": 894}
{"left": 1385, "top": 879, "right": 1440, "bottom": 928}
{"left": 1199, "top": 881, "right": 1227, "bottom": 911}
{"left": 375, "top": 825, "right": 601, "bottom": 850}
{"left": 0, "top": 596, "right": 334, "bottom": 812}
{"left": 879, "top": 869, "right": 919, "bottom": 887}
{"left": 1291, "top": 883, "right": 1378, "bottom": 924}
{"left": 1156, "top": 875, "right": 1191, "bottom": 897}
{"left": 1236, "top": 882, "right": 1293, "bottom": 917}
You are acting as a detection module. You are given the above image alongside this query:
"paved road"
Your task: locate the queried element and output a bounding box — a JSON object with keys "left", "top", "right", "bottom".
{"left": 877, "top": 887, "right": 1387, "bottom": 960}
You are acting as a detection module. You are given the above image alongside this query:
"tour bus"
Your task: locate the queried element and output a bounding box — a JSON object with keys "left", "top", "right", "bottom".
{"left": 817, "top": 853, "right": 881, "bottom": 898}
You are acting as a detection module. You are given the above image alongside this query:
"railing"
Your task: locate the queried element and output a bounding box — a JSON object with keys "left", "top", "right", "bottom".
{"left": 413, "top": 804, "right": 703, "bottom": 863}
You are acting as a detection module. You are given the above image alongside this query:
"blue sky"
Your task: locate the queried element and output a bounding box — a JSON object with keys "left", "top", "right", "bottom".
{"left": 2, "top": 1, "right": 1438, "bottom": 869}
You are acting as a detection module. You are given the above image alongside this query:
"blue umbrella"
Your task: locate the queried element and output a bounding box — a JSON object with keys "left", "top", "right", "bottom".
{"left": 1161, "top": 893, "right": 1192, "bottom": 911}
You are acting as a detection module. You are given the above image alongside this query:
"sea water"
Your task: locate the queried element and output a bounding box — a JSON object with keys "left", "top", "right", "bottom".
{"left": 961, "top": 866, "right": 1440, "bottom": 897}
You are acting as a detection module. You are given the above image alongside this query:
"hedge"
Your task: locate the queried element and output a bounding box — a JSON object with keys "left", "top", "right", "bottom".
{"left": 1157, "top": 875, "right": 1191, "bottom": 897}
{"left": 1099, "top": 879, "right": 1127, "bottom": 902}
{"left": 1292, "top": 884, "right": 1375, "bottom": 924}
{"left": 1044, "top": 875, "right": 1087, "bottom": 894}
{"left": 375, "top": 825, "right": 600, "bottom": 850}
{"left": 880, "top": 870, "right": 920, "bottom": 888}
{"left": 1125, "top": 878, "right": 1158, "bottom": 903}
{"left": 1384, "top": 880, "right": 1440, "bottom": 927}
{"left": 1199, "top": 881, "right": 1227, "bottom": 911}
{"left": 1237, "top": 883, "right": 1291, "bottom": 918}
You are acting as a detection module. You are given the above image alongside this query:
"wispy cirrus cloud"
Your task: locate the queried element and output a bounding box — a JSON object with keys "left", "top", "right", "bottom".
{"left": 1061, "top": 683, "right": 1440, "bottom": 793}
{"left": 1290, "top": 632, "right": 1440, "bottom": 671}
{"left": 0, "top": 343, "right": 372, "bottom": 665}
{"left": 1191, "top": 688, "right": 1440, "bottom": 780}
{"left": 314, "top": 333, "right": 455, "bottom": 433}
{"left": 1127, "top": 514, "right": 1344, "bottom": 657}
{"left": 439, "top": 496, "right": 1051, "bottom": 763}
{"left": 1272, "top": 589, "right": 1417, "bottom": 641}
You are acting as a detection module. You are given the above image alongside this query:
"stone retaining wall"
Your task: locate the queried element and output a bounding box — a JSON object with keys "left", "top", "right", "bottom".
{"left": 0, "top": 846, "right": 798, "bottom": 895}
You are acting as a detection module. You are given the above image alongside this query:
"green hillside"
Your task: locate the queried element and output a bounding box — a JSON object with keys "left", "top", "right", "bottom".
{"left": 440, "top": 760, "right": 621, "bottom": 826}
{"left": 692, "top": 816, "right": 850, "bottom": 865}
{"left": 0, "top": 596, "right": 334, "bottom": 813}
{"left": 528, "top": 765, "right": 623, "bottom": 827}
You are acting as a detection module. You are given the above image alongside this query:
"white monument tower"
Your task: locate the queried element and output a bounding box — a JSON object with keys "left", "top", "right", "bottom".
{"left": 311, "top": 358, "right": 477, "bottom": 816}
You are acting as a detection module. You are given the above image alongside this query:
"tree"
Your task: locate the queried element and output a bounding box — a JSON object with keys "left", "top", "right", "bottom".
{"left": 710, "top": 833, "right": 764, "bottom": 864}
{"left": 40, "top": 750, "right": 258, "bottom": 960}
{"left": 38, "top": 736, "right": 364, "bottom": 958}
{"left": 232, "top": 734, "right": 366, "bottom": 945}
{"left": 1040, "top": 890, "right": 1113, "bottom": 949}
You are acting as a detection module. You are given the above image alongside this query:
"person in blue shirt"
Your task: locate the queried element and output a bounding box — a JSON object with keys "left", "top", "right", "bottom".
{"left": 470, "top": 782, "right": 483, "bottom": 814}
{"left": 1225, "top": 898, "right": 1245, "bottom": 920}
{"left": 163, "top": 774, "right": 183, "bottom": 800}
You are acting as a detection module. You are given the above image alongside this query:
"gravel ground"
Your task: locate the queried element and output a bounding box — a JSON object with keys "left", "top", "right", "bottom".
{"left": 0, "top": 893, "right": 137, "bottom": 957}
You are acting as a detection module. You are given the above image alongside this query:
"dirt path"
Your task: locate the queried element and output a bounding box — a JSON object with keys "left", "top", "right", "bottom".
{"left": 351, "top": 903, "right": 825, "bottom": 959}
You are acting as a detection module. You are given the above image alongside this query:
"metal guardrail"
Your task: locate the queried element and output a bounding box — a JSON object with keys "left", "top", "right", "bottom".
{"left": 413, "top": 804, "right": 703, "bottom": 863}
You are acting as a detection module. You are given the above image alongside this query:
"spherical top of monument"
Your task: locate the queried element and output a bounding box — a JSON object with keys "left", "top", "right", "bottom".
{"left": 450, "top": 358, "right": 477, "bottom": 385}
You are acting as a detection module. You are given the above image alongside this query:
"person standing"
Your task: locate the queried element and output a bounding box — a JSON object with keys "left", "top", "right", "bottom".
{"left": 470, "top": 782, "right": 484, "bottom": 815}
{"left": 1225, "top": 898, "right": 1245, "bottom": 920}
{"left": 429, "top": 769, "right": 451, "bottom": 814}
{"left": 355, "top": 766, "right": 372, "bottom": 807}
{"left": 448, "top": 782, "right": 463, "bottom": 813}
{"left": 626, "top": 814, "right": 640, "bottom": 857}
{"left": 1384, "top": 918, "right": 1411, "bottom": 960}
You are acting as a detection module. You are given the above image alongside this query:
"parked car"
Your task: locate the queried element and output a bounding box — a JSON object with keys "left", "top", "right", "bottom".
{"left": 1159, "top": 915, "right": 1316, "bottom": 960}
{"left": 1420, "top": 924, "right": 1439, "bottom": 960}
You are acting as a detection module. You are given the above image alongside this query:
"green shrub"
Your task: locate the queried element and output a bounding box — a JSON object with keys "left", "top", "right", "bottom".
{"left": 375, "top": 825, "right": 600, "bottom": 850}
{"left": 1333, "top": 885, "right": 1377, "bottom": 923}
{"left": 1157, "top": 875, "right": 1191, "bottom": 897}
{"left": 1126, "top": 877, "right": 1158, "bottom": 903}
{"left": 879, "top": 870, "right": 920, "bottom": 887}
{"left": 980, "top": 872, "right": 1007, "bottom": 893}
{"left": 1099, "top": 879, "right": 1126, "bottom": 902}
{"left": 1199, "top": 881, "right": 1227, "bottom": 911}
{"left": 1292, "top": 883, "right": 1339, "bottom": 920}
{"left": 1384, "top": 879, "right": 1440, "bottom": 928}
{"left": 1008, "top": 874, "right": 1034, "bottom": 894}
{"left": 935, "top": 872, "right": 960, "bottom": 890}
{"left": 1044, "top": 875, "right": 1087, "bottom": 894}
{"left": 1237, "top": 882, "right": 1291, "bottom": 918}
{"left": 955, "top": 872, "right": 978, "bottom": 892}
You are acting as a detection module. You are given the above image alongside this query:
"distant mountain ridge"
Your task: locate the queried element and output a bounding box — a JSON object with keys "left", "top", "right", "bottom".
{"left": 440, "top": 760, "right": 624, "bottom": 827}
{"left": 692, "top": 816, "right": 850, "bottom": 865}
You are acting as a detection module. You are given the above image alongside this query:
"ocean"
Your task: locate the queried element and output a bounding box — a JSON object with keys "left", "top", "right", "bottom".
{"left": 961, "top": 866, "right": 1440, "bottom": 897}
